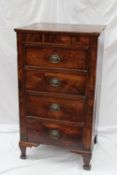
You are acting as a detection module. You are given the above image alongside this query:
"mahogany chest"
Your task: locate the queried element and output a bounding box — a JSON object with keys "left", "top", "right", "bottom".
{"left": 15, "top": 23, "right": 105, "bottom": 170}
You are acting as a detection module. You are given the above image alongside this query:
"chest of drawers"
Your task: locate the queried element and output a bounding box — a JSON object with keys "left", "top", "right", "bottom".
{"left": 15, "top": 23, "right": 105, "bottom": 170}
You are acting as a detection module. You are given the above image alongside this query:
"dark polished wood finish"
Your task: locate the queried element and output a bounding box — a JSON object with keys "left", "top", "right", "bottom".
{"left": 26, "top": 93, "right": 85, "bottom": 123}
{"left": 25, "top": 69, "right": 87, "bottom": 95}
{"left": 25, "top": 45, "right": 88, "bottom": 69}
{"left": 15, "top": 23, "right": 105, "bottom": 170}
{"left": 27, "top": 117, "right": 83, "bottom": 147}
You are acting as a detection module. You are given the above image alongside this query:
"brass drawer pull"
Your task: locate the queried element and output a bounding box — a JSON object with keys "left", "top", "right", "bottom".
{"left": 50, "top": 103, "right": 61, "bottom": 112}
{"left": 49, "top": 129, "right": 60, "bottom": 139}
{"left": 49, "top": 78, "right": 61, "bottom": 87}
{"left": 49, "top": 54, "right": 61, "bottom": 63}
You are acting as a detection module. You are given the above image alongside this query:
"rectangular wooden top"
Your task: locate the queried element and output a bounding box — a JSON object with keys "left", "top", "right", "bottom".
{"left": 15, "top": 22, "right": 105, "bottom": 35}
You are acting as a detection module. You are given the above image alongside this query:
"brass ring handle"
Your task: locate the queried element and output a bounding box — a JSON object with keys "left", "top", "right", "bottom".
{"left": 50, "top": 103, "right": 61, "bottom": 112}
{"left": 49, "top": 78, "right": 61, "bottom": 87}
{"left": 49, "top": 54, "right": 61, "bottom": 63}
{"left": 49, "top": 129, "right": 60, "bottom": 139}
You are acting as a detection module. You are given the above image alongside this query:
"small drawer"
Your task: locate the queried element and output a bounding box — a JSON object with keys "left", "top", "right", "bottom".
{"left": 25, "top": 94, "right": 85, "bottom": 123}
{"left": 27, "top": 118, "right": 82, "bottom": 149}
{"left": 72, "top": 36, "right": 90, "bottom": 45}
{"left": 24, "top": 33, "right": 43, "bottom": 42}
{"left": 44, "top": 33, "right": 71, "bottom": 44}
{"left": 58, "top": 34, "right": 71, "bottom": 44}
{"left": 25, "top": 45, "right": 88, "bottom": 70}
{"left": 25, "top": 69, "right": 87, "bottom": 96}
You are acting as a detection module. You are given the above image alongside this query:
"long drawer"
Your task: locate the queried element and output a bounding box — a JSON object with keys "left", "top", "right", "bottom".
{"left": 25, "top": 93, "right": 85, "bottom": 123}
{"left": 25, "top": 69, "right": 87, "bottom": 96}
{"left": 25, "top": 45, "right": 88, "bottom": 70}
{"left": 27, "top": 117, "right": 83, "bottom": 149}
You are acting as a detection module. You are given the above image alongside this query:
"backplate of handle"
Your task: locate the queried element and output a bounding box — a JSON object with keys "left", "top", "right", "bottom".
{"left": 49, "top": 129, "right": 60, "bottom": 139}
{"left": 50, "top": 103, "right": 61, "bottom": 112}
{"left": 49, "top": 78, "right": 61, "bottom": 87}
{"left": 49, "top": 54, "right": 61, "bottom": 63}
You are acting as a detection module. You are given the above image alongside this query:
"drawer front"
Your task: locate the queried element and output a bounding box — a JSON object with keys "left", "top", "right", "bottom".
{"left": 27, "top": 118, "right": 82, "bottom": 148}
{"left": 25, "top": 45, "right": 88, "bottom": 69}
{"left": 25, "top": 69, "right": 87, "bottom": 96}
{"left": 26, "top": 94, "right": 85, "bottom": 123}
